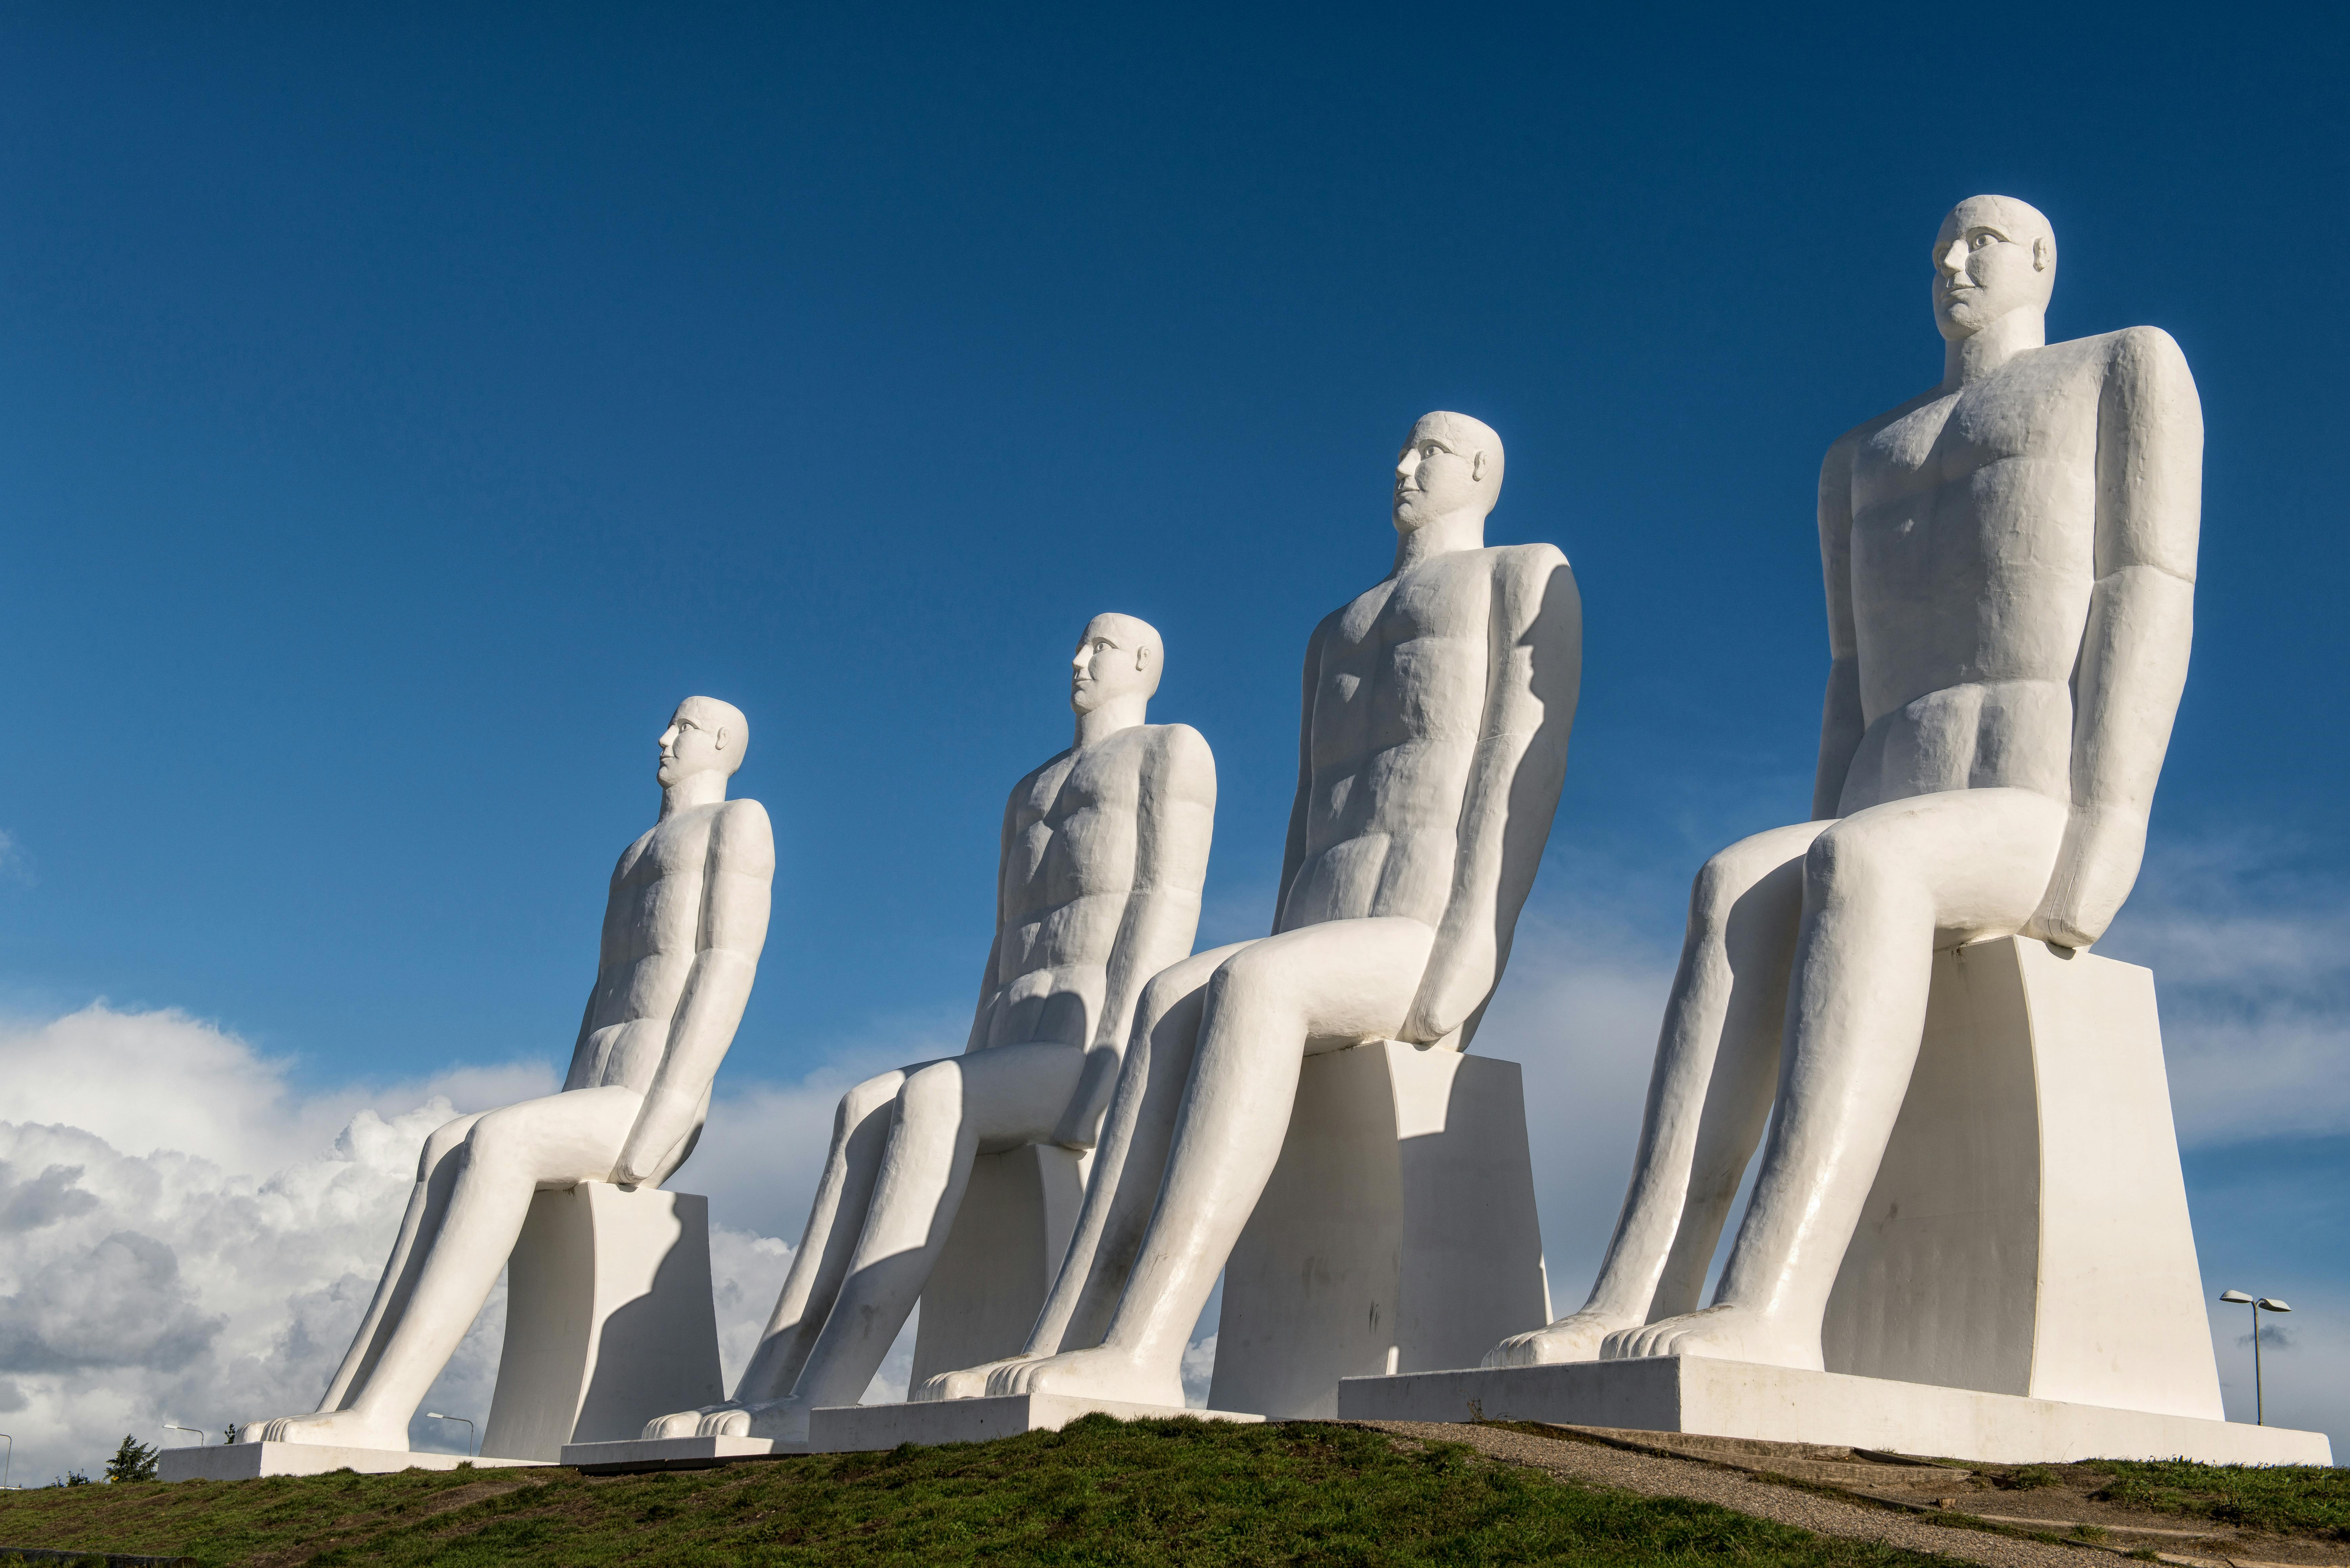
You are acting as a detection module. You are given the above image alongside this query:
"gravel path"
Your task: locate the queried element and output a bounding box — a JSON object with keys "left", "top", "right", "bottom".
{"left": 1356, "top": 1421, "right": 2130, "bottom": 1568}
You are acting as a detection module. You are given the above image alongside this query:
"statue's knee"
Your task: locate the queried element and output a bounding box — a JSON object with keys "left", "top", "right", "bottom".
{"left": 1806, "top": 820, "right": 1900, "bottom": 898}
{"left": 419, "top": 1116, "right": 475, "bottom": 1174}
{"left": 839, "top": 1073, "right": 902, "bottom": 1126}
{"left": 1206, "top": 947, "right": 1288, "bottom": 1018}
{"left": 897, "top": 1061, "right": 964, "bottom": 1124}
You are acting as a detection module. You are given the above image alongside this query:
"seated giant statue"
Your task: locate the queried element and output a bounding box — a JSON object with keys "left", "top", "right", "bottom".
{"left": 922, "top": 412, "right": 1579, "bottom": 1410}
{"left": 244, "top": 697, "right": 774, "bottom": 1451}
{"left": 1488, "top": 194, "right": 2201, "bottom": 1373}
{"left": 643, "top": 614, "right": 1215, "bottom": 1445}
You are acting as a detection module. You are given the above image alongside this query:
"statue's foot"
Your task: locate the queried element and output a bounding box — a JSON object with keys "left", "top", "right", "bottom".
{"left": 987, "top": 1346, "right": 1183, "bottom": 1409}
{"left": 1600, "top": 1304, "right": 1823, "bottom": 1370}
{"left": 251, "top": 1410, "right": 408, "bottom": 1451}
{"left": 701, "top": 1396, "right": 810, "bottom": 1444}
{"left": 642, "top": 1403, "right": 739, "bottom": 1440}
{"left": 918, "top": 1355, "right": 1047, "bottom": 1403}
{"left": 1482, "top": 1311, "right": 1633, "bottom": 1369}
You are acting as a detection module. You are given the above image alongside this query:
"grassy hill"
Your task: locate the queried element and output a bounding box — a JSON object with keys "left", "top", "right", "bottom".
{"left": 0, "top": 1415, "right": 1973, "bottom": 1568}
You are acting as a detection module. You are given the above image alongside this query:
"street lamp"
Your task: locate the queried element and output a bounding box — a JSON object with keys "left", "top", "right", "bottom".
{"left": 161, "top": 1424, "right": 203, "bottom": 1449}
{"left": 422, "top": 1412, "right": 476, "bottom": 1457}
{"left": 2219, "top": 1290, "right": 2293, "bottom": 1424}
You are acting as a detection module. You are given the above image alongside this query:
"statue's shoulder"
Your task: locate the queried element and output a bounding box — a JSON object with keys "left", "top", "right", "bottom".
{"left": 1138, "top": 721, "right": 1215, "bottom": 781}
{"left": 1827, "top": 384, "right": 1946, "bottom": 464}
{"left": 710, "top": 797, "right": 776, "bottom": 867}
{"left": 2092, "top": 324, "right": 2194, "bottom": 389}
{"left": 1481, "top": 540, "right": 1572, "bottom": 579}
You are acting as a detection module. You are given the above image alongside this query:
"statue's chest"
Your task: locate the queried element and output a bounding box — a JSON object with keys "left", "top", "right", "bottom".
{"left": 1854, "top": 354, "right": 2096, "bottom": 515}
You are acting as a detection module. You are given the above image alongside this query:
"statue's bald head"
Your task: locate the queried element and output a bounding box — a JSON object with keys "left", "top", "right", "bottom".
{"left": 1932, "top": 195, "right": 2056, "bottom": 341}
{"left": 1071, "top": 612, "right": 1163, "bottom": 716}
{"left": 1394, "top": 412, "right": 1504, "bottom": 533}
{"left": 659, "top": 695, "right": 749, "bottom": 788}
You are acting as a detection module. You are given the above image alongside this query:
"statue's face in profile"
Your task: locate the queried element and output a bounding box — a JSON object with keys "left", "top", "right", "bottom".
{"left": 1393, "top": 431, "right": 1485, "bottom": 531}
{"left": 1932, "top": 200, "right": 2054, "bottom": 343}
{"left": 1070, "top": 621, "right": 1153, "bottom": 714}
{"left": 657, "top": 708, "right": 728, "bottom": 786}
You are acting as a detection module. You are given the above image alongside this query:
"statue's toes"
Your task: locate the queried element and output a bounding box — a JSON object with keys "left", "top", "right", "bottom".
{"left": 641, "top": 1410, "right": 700, "bottom": 1439}
{"left": 699, "top": 1408, "right": 753, "bottom": 1437}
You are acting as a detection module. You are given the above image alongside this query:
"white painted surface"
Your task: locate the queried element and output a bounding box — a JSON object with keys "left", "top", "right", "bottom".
{"left": 159, "top": 1443, "right": 542, "bottom": 1481}
{"left": 1823, "top": 938, "right": 2219, "bottom": 1419}
{"left": 236, "top": 698, "right": 772, "bottom": 1453}
{"left": 645, "top": 618, "right": 1215, "bottom": 1445}
{"left": 560, "top": 1434, "right": 781, "bottom": 1469}
{"left": 481, "top": 1182, "right": 725, "bottom": 1461}
{"left": 1338, "top": 1357, "right": 2329, "bottom": 1467}
{"left": 1210, "top": 1041, "right": 1546, "bottom": 1417}
{"left": 812, "top": 1393, "right": 1259, "bottom": 1452}
{"left": 1496, "top": 196, "right": 2205, "bottom": 1378}
{"left": 918, "top": 414, "right": 1579, "bottom": 1414}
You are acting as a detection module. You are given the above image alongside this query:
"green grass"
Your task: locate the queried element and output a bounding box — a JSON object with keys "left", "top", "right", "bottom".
{"left": 0, "top": 1416, "right": 1970, "bottom": 1567}
{"left": 2085, "top": 1457, "right": 2350, "bottom": 1539}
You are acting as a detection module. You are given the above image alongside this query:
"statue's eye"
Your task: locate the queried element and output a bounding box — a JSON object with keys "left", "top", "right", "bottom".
{"left": 1969, "top": 232, "right": 1996, "bottom": 250}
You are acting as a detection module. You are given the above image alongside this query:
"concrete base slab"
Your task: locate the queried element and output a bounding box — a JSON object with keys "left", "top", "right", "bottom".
{"left": 1336, "top": 1356, "right": 2332, "bottom": 1467}
{"left": 159, "top": 1442, "right": 544, "bottom": 1482}
{"left": 811, "top": 1394, "right": 1262, "bottom": 1452}
{"left": 560, "top": 1434, "right": 789, "bottom": 1472}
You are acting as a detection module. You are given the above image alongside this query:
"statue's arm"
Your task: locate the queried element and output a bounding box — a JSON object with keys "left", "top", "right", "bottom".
{"left": 613, "top": 800, "right": 777, "bottom": 1184}
{"left": 1051, "top": 725, "right": 1216, "bottom": 1148}
{"left": 1812, "top": 433, "right": 1865, "bottom": 820}
{"left": 2027, "top": 327, "right": 2201, "bottom": 948}
{"left": 1272, "top": 614, "right": 1333, "bottom": 932}
{"left": 1401, "top": 548, "right": 1581, "bottom": 1044}
{"left": 963, "top": 786, "right": 1022, "bottom": 1054}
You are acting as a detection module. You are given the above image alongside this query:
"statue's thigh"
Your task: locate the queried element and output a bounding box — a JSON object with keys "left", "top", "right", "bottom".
{"left": 952, "top": 1043, "right": 1089, "bottom": 1148}
{"left": 1820, "top": 787, "right": 2068, "bottom": 938}
{"left": 1214, "top": 916, "right": 1435, "bottom": 1047}
{"left": 468, "top": 1086, "right": 640, "bottom": 1184}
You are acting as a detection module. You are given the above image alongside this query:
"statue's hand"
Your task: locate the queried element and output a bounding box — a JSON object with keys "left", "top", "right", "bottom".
{"left": 2022, "top": 804, "right": 2148, "bottom": 951}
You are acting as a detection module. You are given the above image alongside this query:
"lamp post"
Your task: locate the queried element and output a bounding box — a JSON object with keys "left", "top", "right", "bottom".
{"left": 1, "top": 1433, "right": 12, "bottom": 1490}
{"left": 2219, "top": 1290, "right": 2294, "bottom": 1424}
{"left": 161, "top": 1424, "right": 203, "bottom": 1449}
{"left": 422, "top": 1412, "right": 475, "bottom": 1457}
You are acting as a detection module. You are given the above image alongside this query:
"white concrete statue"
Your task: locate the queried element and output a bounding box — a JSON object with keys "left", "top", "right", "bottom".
{"left": 642, "top": 614, "right": 1216, "bottom": 1446}
{"left": 1489, "top": 194, "right": 2201, "bottom": 1374}
{"left": 244, "top": 697, "right": 774, "bottom": 1451}
{"left": 922, "top": 412, "right": 1580, "bottom": 1411}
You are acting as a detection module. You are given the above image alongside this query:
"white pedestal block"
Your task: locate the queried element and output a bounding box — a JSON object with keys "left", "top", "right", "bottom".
{"left": 482, "top": 1181, "right": 725, "bottom": 1461}
{"left": 1336, "top": 1356, "right": 2330, "bottom": 1466}
{"left": 160, "top": 1442, "right": 542, "bottom": 1481}
{"left": 1209, "top": 1041, "right": 1549, "bottom": 1418}
{"left": 1822, "top": 938, "right": 2222, "bottom": 1418}
{"left": 809, "top": 1393, "right": 1261, "bottom": 1452}
{"left": 910, "top": 1143, "right": 1087, "bottom": 1388}
{"left": 560, "top": 1433, "right": 783, "bottom": 1472}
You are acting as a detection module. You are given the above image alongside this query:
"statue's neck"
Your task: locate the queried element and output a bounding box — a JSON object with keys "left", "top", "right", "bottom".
{"left": 1943, "top": 310, "right": 2046, "bottom": 390}
{"left": 658, "top": 772, "right": 729, "bottom": 821}
{"left": 1075, "top": 695, "right": 1149, "bottom": 749}
{"left": 1392, "top": 510, "right": 1488, "bottom": 576}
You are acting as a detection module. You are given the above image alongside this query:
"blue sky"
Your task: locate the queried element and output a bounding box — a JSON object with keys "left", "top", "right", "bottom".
{"left": 2, "top": 2, "right": 2347, "bottom": 1447}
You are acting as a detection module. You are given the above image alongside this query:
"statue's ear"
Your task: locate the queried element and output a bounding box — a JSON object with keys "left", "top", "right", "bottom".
{"left": 1472, "top": 451, "right": 1489, "bottom": 481}
{"left": 1135, "top": 644, "right": 1153, "bottom": 671}
{"left": 2033, "top": 236, "right": 2052, "bottom": 272}
{"left": 714, "top": 727, "right": 730, "bottom": 752}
